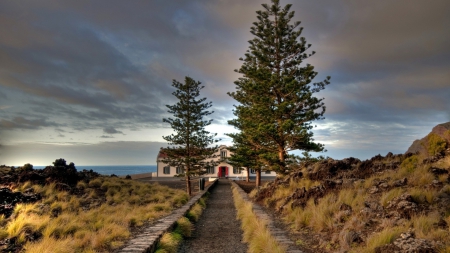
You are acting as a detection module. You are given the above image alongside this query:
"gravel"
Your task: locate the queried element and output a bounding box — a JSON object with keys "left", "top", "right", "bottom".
{"left": 177, "top": 179, "right": 247, "bottom": 253}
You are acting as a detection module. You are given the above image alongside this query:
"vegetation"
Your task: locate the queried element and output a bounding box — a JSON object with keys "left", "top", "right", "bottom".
{"left": 155, "top": 194, "right": 208, "bottom": 253}
{"left": 232, "top": 184, "right": 285, "bottom": 253}
{"left": 162, "top": 77, "right": 219, "bottom": 195}
{"left": 227, "top": 0, "right": 330, "bottom": 186}
{"left": 0, "top": 174, "right": 188, "bottom": 252}
{"left": 252, "top": 152, "right": 450, "bottom": 252}
{"left": 423, "top": 132, "right": 447, "bottom": 156}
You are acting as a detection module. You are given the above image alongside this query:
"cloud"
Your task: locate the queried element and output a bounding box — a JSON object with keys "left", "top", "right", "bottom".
{"left": 103, "top": 127, "right": 124, "bottom": 135}
{"left": 0, "top": 117, "right": 61, "bottom": 130}
{"left": 100, "top": 135, "right": 113, "bottom": 139}
{"left": 0, "top": 0, "right": 449, "bottom": 161}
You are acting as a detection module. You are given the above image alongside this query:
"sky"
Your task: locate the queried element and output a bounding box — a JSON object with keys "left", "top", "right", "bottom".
{"left": 1, "top": 0, "right": 449, "bottom": 166}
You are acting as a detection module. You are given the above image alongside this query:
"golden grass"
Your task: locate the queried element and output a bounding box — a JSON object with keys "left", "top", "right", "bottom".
{"left": 186, "top": 202, "right": 204, "bottom": 222}
{"left": 232, "top": 185, "right": 285, "bottom": 253}
{"left": 410, "top": 188, "right": 438, "bottom": 204}
{"left": 412, "top": 212, "right": 449, "bottom": 241}
{"left": 1, "top": 176, "right": 188, "bottom": 252}
{"left": 380, "top": 188, "right": 404, "bottom": 207}
{"left": 24, "top": 237, "right": 75, "bottom": 253}
{"left": 356, "top": 226, "right": 403, "bottom": 253}
{"left": 174, "top": 217, "right": 192, "bottom": 238}
{"left": 155, "top": 232, "right": 183, "bottom": 253}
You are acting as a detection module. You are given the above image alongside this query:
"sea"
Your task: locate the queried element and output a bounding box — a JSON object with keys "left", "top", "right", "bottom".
{"left": 32, "top": 165, "right": 157, "bottom": 176}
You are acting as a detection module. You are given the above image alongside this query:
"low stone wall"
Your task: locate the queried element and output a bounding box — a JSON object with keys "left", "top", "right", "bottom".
{"left": 119, "top": 179, "right": 218, "bottom": 253}
{"left": 230, "top": 181, "right": 304, "bottom": 253}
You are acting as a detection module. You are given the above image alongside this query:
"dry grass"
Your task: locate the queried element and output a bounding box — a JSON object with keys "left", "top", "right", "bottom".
{"left": 1, "top": 176, "right": 188, "bottom": 252}
{"left": 232, "top": 185, "right": 285, "bottom": 253}
{"left": 380, "top": 188, "right": 404, "bottom": 207}
{"left": 358, "top": 226, "right": 403, "bottom": 253}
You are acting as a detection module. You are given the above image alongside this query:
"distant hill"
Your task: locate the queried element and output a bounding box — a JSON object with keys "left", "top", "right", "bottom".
{"left": 406, "top": 122, "right": 450, "bottom": 156}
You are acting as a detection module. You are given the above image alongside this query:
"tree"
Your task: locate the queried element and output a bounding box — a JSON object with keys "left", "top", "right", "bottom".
{"left": 226, "top": 132, "right": 260, "bottom": 183}
{"left": 162, "top": 77, "right": 218, "bottom": 196}
{"left": 228, "top": 0, "right": 330, "bottom": 184}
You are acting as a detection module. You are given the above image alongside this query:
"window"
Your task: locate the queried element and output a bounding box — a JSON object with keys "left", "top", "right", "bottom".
{"left": 233, "top": 167, "right": 242, "bottom": 174}
{"left": 265, "top": 170, "right": 271, "bottom": 174}
{"left": 250, "top": 169, "right": 255, "bottom": 174}
{"left": 163, "top": 166, "right": 170, "bottom": 174}
{"left": 206, "top": 167, "right": 214, "bottom": 174}
{"left": 220, "top": 150, "right": 227, "bottom": 158}
{"left": 176, "top": 166, "right": 184, "bottom": 174}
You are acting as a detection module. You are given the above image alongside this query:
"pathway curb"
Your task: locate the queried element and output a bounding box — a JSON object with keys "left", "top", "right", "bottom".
{"left": 230, "top": 181, "right": 304, "bottom": 253}
{"left": 119, "top": 179, "right": 218, "bottom": 253}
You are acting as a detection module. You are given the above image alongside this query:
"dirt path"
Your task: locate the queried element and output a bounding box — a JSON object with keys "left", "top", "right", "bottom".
{"left": 177, "top": 179, "right": 247, "bottom": 253}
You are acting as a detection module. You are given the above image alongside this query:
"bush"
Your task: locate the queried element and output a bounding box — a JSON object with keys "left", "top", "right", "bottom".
{"left": 424, "top": 133, "right": 447, "bottom": 156}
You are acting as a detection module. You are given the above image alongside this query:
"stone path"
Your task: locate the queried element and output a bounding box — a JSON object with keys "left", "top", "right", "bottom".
{"left": 177, "top": 179, "right": 247, "bottom": 253}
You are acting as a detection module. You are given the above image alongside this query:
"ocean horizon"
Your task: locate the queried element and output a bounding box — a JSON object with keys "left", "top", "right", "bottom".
{"left": 32, "top": 165, "right": 157, "bottom": 176}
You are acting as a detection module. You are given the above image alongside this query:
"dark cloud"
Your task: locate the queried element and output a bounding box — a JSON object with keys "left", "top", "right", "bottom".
{"left": 103, "top": 127, "right": 124, "bottom": 135}
{"left": 0, "top": 117, "right": 61, "bottom": 130}
{"left": 100, "top": 135, "right": 113, "bottom": 139}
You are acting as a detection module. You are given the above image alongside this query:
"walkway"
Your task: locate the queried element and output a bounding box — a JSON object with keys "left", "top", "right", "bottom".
{"left": 177, "top": 179, "right": 247, "bottom": 253}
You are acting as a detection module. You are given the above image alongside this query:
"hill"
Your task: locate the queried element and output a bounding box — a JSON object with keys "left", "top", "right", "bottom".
{"left": 407, "top": 122, "right": 450, "bottom": 156}
{"left": 252, "top": 123, "right": 450, "bottom": 252}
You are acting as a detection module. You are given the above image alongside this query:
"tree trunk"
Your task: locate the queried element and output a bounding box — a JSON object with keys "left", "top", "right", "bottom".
{"left": 278, "top": 146, "right": 285, "bottom": 173}
{"left": 186, "top": 174, "right": 192, "bottom": 196}
{"left": 256, "top": 169, "right": 261, "bottom": 187}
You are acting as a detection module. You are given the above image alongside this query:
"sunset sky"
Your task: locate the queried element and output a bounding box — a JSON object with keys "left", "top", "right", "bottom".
{"left": 1, "top": 0, "right": 449, "bottom": 166}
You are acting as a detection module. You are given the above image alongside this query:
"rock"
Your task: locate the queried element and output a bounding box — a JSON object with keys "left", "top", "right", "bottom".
{"left": 437, "top": 218, "right": 448, "bottom": 229}
{"left": 374, "top": 243, "right": 401, "bottom": 253}
{"left": 340, "top": 203, "right": 352, "bottom": 211}
{"left": 0, "top": 188, "right": 41, "bottom": 218}
{"left": 393, "top": 231, "right": 437, "bottom": 253}
{"left": 393, "top": 178, "right": 408, "bottom": 187}
{"left": 386, "top": 193, "right": 418, "bottom": 218}
{"left": 406, "top": 122, "right": 450, "bottom": 155}
{"left": 428, "top": 167, "right": 448, "bottom": 175}
{"left": 369, "top": 186, "right": 379, "bottom": 194}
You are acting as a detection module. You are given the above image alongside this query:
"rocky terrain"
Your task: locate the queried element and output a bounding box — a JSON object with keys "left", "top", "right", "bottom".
{"left": 0, "top": 160, "right": 101, "bottom": 219}
{"left": 251, "top": 122, "right": 450, "bottom": 252}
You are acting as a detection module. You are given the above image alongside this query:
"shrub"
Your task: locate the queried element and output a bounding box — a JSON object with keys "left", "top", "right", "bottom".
{"left": 156, "top": 232, "right": 183, "bottom": 253}
{"left": 425, "top": 133, "right": 447, "bottom": 156}
{"left": 88, "top": 178, "right": 102, "bottom": 188}
{"left": 174, "top": 217, "right": 192, "bottom": 237}
{"left": 186, "top": 203, "right": 203, "bottom": 222}
{"left": 399, "top": 155, "right": 419, "bottom": 175}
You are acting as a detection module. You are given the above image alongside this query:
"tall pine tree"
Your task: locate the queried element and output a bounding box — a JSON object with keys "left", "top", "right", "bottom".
{"left": 228, "top": 0, "right": 330, "bottom": 184}
{"left": 162, "top": 77, "right": 218, "bottom": 196}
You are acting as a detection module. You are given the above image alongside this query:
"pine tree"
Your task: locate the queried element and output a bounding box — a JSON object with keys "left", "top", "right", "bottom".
{"left": 228, "top": 0, "right": 330, "bottom": 184}
{"left": 162, "top": 77, "right": 218, "bottom": 196}
{"left": 226, "top": 131, "right": 262, "bottom": 183}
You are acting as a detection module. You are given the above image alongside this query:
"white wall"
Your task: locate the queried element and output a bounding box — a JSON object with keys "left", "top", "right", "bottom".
{"left": 156, "top": 145, "right": 277, "bottom": 178}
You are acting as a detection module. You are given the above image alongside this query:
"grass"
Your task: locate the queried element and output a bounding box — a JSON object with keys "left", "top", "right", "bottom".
{"left": 155, "top": 232, "right": 183, "bottom": 253}
{"left": 1, "top": 176, "right": 188, "bottom": 252}
{"left": 359, "top": 226, "right": 403, "bottom": 253}
{"left": 232, "top": 185, "right": 285, "bottom": 253}
{"left": 155, "top": 195, "right": 207, "bottom": 253}
{"left": 186, "top": 202, "right": 204, "bottom": 222}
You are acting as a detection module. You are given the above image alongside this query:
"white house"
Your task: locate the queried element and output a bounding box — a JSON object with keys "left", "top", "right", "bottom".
{"left": 156, "top": 145, "right": 277, "bottom": 178}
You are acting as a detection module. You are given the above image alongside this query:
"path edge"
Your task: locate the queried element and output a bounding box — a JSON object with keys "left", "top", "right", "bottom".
{"left": 230, "top": 181, "right": 304, "bottom": 253}
{"left": 119, "top": 179, "right": 218, "bottom": 253}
